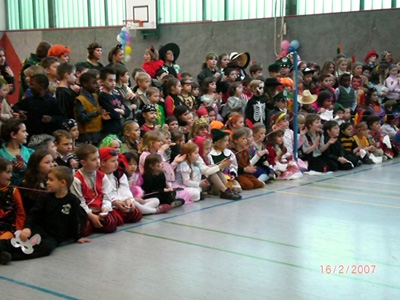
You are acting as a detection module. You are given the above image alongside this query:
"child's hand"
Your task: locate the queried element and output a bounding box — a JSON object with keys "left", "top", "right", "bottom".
{"left": 101, "top": 110, "right": 111, "bottom": 120}
{"left": 114, "top": 108, "right": 125, "bottom": 115}
{"left": 124, "top": 199, "right": 135, "bottom": 210}
{"left": 5, "top": 66, "right": 14, "bottom": 77}
{"left": 257, "top": 150, "right": 268, "bottom": 157}
{"left": 126, "top": 92, "right": 135, "bottom": 100}
{"left": 89, "top": 213, "right": 103, "bottom": 228}
{"left": 12, "top": 112, "right": 20, "bottom": 119}
{"left": 173, "top": 154, "right": 187, "bottom": 164}
{"left": 136, "top": 197, "right": 146, "bottom": 205}
{"left": 69, "top": 158, "right": 79, "bottom": 169}
{"left": 114, "top": 200, "right": 126, "bottom": 211}
{"left": 164, "top": 187, "right": 173, "bottom": 192}
{"left": 219, "top": 158, "right": 232, "bottom": 170}
{"left": 42, "top": 115, "right": 52, "bottom": 123}
{"left": 200, "top": 179, "right": 210, "bottom": 188}
{"left": 70, "top": 84, "right": 81, "bottom": 93}
{"left": 338, "top": 157, "right": 348, "bottom": 164}
{"left": 19, "top": 228, "right": 31, "bottom": 242}
{"left": 315, "top": 135, "right": 321, "bottom": 147}
{"left": 319, "top": 108, "right": 326, "bottom": 113}
{"left": 214, "top": 72, "right": 221, "bottom": 80}
{"left": 131, "top": 104, "right": 137, "bottom": 110}
{"left": 18, "top": 110, "right": 27, "bottom": 120}
{"left": 328, "top": 137, "right": 337, "bottom": 144}
{"left": 160, "top": 143, "right": 170, "bottom": 152}
{"left": 300, "top": 127, "right": 308, "bottom": 136}
{"left": 77, "top": 238, "right": 92, "bottom": 244}
{"left": 13, "top": 154, "right": 25, "bottom": 171}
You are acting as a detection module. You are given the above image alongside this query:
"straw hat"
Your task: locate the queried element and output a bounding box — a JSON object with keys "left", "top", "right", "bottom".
{"left": 229, "top": 52, "right": 250, "bottom": 69}
{"left": 298, "top": 90, "right": 317, "bottom": 105}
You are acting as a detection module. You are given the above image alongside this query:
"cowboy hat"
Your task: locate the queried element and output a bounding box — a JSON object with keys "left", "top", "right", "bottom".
{"left": 298, "top": 90, "right": 317, "bottom": 105}
{"left": 159, "top": 43, "right": 180, "bottom": 63}
{"left": 229, "top": 52, "right": 250, "bottom": 69}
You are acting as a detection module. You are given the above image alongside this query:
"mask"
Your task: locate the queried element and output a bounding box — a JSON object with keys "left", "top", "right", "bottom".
{"left": 256, "top": 83, "right": 264, "bottom": 95}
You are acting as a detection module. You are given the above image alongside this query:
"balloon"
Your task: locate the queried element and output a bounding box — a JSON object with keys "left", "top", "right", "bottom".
{"left": 125, "top": 55, "right": 131, "bottom": 62}
{"left": 126, "top": 40, "right": 131, "bottom": 46}
{"left": 125, "top": 46, "right": 132, "bottom": 55}
{"left": 117, "top": 35, "right": 122, "bottom": 43}
{"left": 290, "top": 40, "right": 300, "bottom": 50}
{"left": 122, "top": 26, "right": 129, "bottom": 32}
{"left": 287, "top": 46, "right": 295, "bottom": 53}
{"left": 281, "top": 40, "right": 290, "bottom": 50}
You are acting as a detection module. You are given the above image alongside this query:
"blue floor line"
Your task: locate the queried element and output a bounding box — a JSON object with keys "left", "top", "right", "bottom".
{"left": 2, "top": 158, "right": 399, "bottom": 297}
{"left": 0, "top": 276, "right": 80, "bottom": 300}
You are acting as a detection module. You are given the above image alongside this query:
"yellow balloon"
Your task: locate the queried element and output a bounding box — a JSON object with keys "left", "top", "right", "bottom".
{"left": 125, "top": 46, "right": 132, "bottom": 55}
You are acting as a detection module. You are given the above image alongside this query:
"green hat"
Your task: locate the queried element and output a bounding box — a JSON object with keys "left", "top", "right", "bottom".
{"left": 276, "top": 57, "right": 293, "bottom": 68}
{"left": 333, "top": 103, "right": 345, "bottom": 113}
{"left": 268, "top": 63, "right": 281, "bottom": 73}
{"left": 273, "top": 90, "right": 289, "bottom": 102}
{"left": 211, "top": 129, "right": 229, "bottom": 142}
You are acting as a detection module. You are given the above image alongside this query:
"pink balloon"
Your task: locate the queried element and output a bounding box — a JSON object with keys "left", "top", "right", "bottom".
{"left": 281, "top": 40, "right": 290, "bottom": 50}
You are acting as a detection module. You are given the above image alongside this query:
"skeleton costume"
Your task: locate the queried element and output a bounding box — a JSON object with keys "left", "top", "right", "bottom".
{"left": 245, "top": 82, "right": 266, "bottom": 127}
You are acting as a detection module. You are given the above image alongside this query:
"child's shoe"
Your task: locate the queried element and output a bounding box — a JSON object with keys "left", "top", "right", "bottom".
{"left": 220, "top": 189, "right": 241, "bottom": 200}
{"left": 156, "top": 204, "right": 171, "bottom": 214}
{"left": 171, "top": 198, "right": 185, "bottom": 208}
{"left": 0, "top": 251, "right": 11, "bottom": 265}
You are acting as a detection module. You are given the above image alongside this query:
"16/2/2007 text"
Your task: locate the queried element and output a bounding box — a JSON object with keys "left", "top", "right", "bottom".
{"left": 320, "top": 264, "right": 376, "bottom": 274}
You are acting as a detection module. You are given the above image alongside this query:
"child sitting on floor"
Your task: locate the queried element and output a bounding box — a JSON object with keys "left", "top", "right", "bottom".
{"left": 71, "top": 144, "right": 119, "bottom": 236}
{"left": 99, "top": 147, "right": 142, "bottom": 225}
{"left": 122, "top": 152, "right": 170, "bottom": 214}
{"left": 0, "top": 166, "right": 90, "bottom": 265}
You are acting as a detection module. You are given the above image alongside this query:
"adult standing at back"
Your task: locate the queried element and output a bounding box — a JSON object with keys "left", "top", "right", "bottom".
{"left": 19, "top": 41, "right": 51, "bottom": 100}
{"left": 0, "top": 47, "right": 15, "bottom": 94}
{"left": 78, "top": 42, "right": 104, "bottom": 71}
{"left": 142, "top": 46, "right": 164, "bottom": 79}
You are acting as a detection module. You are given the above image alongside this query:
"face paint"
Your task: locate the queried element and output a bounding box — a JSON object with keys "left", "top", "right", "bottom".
{"left": 256, "top": 83, "right": 264, "bottom": 96}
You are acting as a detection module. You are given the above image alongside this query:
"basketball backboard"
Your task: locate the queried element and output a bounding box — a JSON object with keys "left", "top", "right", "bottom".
{"left": 125, "top": 0, "right": 157, "bottom": 30}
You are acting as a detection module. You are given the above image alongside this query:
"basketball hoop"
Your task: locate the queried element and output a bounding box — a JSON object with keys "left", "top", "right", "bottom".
{"left": 123, "top": 19, "right": 144, "bottom": 31}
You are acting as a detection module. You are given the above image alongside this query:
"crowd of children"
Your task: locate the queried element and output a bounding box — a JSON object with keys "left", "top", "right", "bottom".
{"left": 0, "top": 41, "right": 399, "bottom": 265}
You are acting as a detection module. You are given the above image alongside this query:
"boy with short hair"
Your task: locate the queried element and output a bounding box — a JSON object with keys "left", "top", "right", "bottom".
{"left": 12, "top": 74, "right": 64, "bottom": 136}
{"left": 75, "top": 72, "right": 107, "bottom": 145}
{"left": 146, "top": 86, "right": 165, "bottom": 127}
{"left": 53, "top": 129, "right": 78, "bottom": 169}
{"left": 56, "top": 63, "right": 78, "bottom": 119}
{"left": 113, "top": 64, "right": 137, "bottom": 119}
{"left": 99, "top": 68, "right": 130, "bottom": 137}
{"left": 249, "top": 63, "right": 263, "bottom": 78}
{"left": 0, "top": 166, "right": 90, "bottom": 265}
{"left": 40, "top": 56, "right": 60, "bottom": 96}
{"left": 135, "top": 72, "right": 152, "bottom": 107}
{"left": 71, "top": 144, "right": 119, "bottom": 236}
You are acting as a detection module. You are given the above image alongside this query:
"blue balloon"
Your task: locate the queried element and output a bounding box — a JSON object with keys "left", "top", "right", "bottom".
{"left": 287, "top": 46, "right": 295, "bottom": 53}
{"left": 290, "top": 40, "right": 300, "bottom": 50}
{"left": 119, "top": 32, "right": 125, "bottom": 40}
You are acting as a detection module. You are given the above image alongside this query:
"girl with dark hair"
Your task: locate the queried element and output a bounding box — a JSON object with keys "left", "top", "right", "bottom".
{"left": 0, "top": 119, "right": 34, "bottom": 185}
{"left": 20, "top": 150, "right": 54, "bottom": 212}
